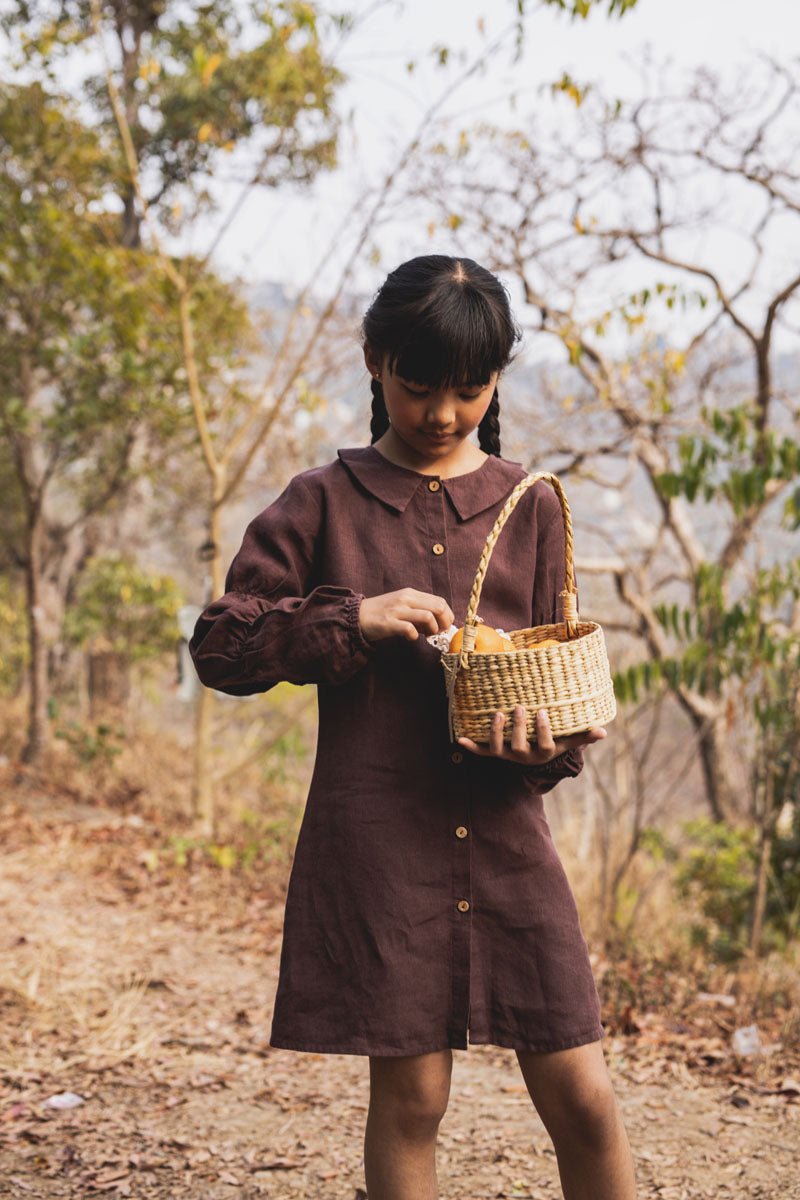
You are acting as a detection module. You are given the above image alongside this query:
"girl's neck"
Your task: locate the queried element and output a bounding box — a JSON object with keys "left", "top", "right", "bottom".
{"left": 372, "top": 430, "right": 489, "bottom": 478}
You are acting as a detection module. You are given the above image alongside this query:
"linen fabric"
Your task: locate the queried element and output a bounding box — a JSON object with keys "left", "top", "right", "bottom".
{"left": 189, "top": 444, "right": 604, "bottom": 1056}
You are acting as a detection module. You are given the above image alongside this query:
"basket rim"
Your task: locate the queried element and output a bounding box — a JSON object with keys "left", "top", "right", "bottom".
{"left": 440, "top": 620, "right": 605, "bottom": 658}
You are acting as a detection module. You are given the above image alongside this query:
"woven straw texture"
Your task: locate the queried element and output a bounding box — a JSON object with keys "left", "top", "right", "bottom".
{"left": 441, "top": 471, "right": 617, "bottom": 744}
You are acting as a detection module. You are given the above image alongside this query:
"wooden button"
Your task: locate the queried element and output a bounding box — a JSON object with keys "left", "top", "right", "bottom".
{"left": 432, "top": 543, "right": 445, "bottom": 554}
{"left": 457, "top": 899, "right": 470, "bottom": 913}
{"left": 451, "top": 751, "right": 463, "bottom": 764}
{"left": 428, "top": 479, "right": 441, "bottom": 491}
{"left": 455, "top": 826, "right": 468, "bottom": 838}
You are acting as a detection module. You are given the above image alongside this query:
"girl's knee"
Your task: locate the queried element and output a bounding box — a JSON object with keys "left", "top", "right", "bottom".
{"left": 517, "top": 1041, "right": 622, "bottom": 1153}
{"left": 554, "top": 1074, "right": 620, "bottom": 1152}
{"left": 368, "top": 1051, "right": 452, "bottom": 1137}
{"left": 387, "top": 1090, "right": 450, "bottom": 1140}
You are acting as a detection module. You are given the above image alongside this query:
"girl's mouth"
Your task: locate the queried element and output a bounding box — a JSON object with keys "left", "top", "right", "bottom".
{"left": 422, "top": 432, "right": 453, "bottom": 442}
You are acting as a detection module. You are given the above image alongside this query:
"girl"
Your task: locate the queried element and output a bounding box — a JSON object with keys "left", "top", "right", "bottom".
{"left": 189, "top": 255, "right": 637, "bottom": 1200}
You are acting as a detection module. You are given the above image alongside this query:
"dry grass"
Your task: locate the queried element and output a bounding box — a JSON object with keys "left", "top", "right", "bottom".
{"left": 554, "top": 807, "right": 800, "bottom": 1054}
{"left": 2, "top": 693, "right": 798, "bottom": 1079}
{"left": 0, "top": 824, "right": 158, "bottom": 1075}
{"left": 0, "top": 691, "right": 308, "bottom": 1082}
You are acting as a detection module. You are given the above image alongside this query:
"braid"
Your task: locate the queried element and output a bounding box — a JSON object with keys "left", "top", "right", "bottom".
{"left": 477, "top": 387, "right": 501, "bottom": 456}
{"left": 369, "top": 377, "right": 391, "bottom": 443}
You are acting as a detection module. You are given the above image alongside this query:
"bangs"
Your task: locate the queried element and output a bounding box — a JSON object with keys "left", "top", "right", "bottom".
{"left": 385, "top": 287, "right": 511, "bottom": 389}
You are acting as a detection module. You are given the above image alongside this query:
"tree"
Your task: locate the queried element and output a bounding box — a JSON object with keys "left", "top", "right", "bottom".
{"left": 3, "top": 0, "right": 342, "bottom": 248}
{"left": 64, "top": 552, "right": 184, "bottom": 719}
{"left": 0, "top": 81, "right": 188, "bottom": 761}
{"left": 0, "top": 0, "right": 349, "bottom": 772}
{"left": 410, "top": 56, "right": 800, "bottom": 835}
{"left": 1, "top": 0, "right": 646, "bottom": 803}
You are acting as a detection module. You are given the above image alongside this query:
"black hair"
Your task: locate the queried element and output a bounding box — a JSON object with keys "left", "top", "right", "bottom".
{"left": 361, "top": 255, "right": 522, "bottom": 456}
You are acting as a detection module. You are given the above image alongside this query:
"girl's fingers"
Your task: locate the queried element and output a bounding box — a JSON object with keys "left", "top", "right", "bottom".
{"left": 489, "top": 710, "right": 506, "bottom": 755}
{"left": 402, "top": 590, "right": 455, "bottom": 629}
{"left": 402, "top": 606, "right": 451, "bottom": 638}
{"left": 398, "top": 600, "right": 450, "bottom": 638}
{"left": 397, "top": 621, "right": 420, "bottom": 640}
{"left": 395, "top": 608, "right": 445, "bottom": 640}
{"left": 456, "top": 735, "right": 486, "bottom": 756}
{"left": 457, "top": 709, "right": 608, "bottom": 763}
{"left": 557, "top": 726, "right": 608, "bottom": 750}
{"left": 534, "top": 708, "right": 557, "bottom": 757}
{"left": 509, "top": 704, "right": 530, "bottom": 755}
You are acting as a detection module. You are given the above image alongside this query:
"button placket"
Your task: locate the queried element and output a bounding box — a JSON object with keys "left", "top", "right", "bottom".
{"left": 449, "top": 754, "right": 472, "bottom": 1047}
{"left": 424, "top": 474, "right": 471, "bottom": 1046}
{"left": 425, "top": 479, "right": 450, "bottom": 585}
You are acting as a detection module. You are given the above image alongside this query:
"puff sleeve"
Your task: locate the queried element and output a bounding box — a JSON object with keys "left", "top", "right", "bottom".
{"left": 188, "top": 475, "right": 375, "bottom": 696}
{"left": 522, "top": 498, "right": 585, "bottom": 793}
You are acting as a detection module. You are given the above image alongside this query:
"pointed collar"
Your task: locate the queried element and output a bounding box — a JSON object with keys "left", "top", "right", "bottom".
{"left": 336, "top": 444, "right": 527, "bottom": 521}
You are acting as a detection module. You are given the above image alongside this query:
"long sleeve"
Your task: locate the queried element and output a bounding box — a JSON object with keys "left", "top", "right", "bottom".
{"left": 189, "top": 475, "right": 375, "bottom": 696}
{"left": 522, "top": 499, "right": 585, "bottom": 793}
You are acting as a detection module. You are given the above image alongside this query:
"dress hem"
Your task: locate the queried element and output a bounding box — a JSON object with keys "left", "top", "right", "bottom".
{"left": 267, "top": 1024, "right": 605, "bottom": 1057}
{"left": 470, "top": 1025, "right": 605, "bottom": 1054}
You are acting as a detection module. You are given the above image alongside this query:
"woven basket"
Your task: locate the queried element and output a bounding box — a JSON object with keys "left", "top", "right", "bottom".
{"left": 441, "top": 471, "right": 617, "bottom": 744}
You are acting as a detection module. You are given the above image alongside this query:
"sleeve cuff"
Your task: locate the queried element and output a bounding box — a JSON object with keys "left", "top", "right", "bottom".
{"left": 343, "top": 592, "right": 376, "bottom": 657}
{"left": 534, "top": 749, "right": 575, "bottom": 773}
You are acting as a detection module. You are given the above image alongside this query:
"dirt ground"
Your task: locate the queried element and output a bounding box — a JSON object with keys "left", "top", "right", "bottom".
{"left": 1, "top": 796, "right": 798, "bottom": 1200}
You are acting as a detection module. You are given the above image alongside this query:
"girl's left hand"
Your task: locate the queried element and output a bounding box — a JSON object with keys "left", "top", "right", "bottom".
{"left": 456, "top": 704, "right": 607, "bottom": 764}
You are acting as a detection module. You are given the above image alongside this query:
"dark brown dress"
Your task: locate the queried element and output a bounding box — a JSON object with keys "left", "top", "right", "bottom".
{"left": 189, "top": 444, "right": 605, "bottom": 1056}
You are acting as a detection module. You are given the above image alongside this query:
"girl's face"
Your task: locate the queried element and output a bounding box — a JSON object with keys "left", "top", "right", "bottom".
{"left": 364, "top": 347, "right": 499, "bottom": 462}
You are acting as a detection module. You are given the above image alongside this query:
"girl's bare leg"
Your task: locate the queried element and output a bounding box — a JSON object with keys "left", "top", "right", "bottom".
{"left": 364, "top": 1049, "right": 453, "bottom": 1200}
{"left": 516, "top": 1040, "right": 637, "bottom": 1200}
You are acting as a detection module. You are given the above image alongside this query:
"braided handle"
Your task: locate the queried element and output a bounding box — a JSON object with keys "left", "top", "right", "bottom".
{"left": 457, "top": 472, "right": 578, "bottom": 670}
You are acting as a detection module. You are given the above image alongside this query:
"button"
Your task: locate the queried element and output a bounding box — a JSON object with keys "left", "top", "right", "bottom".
{"left": 451, "top": 751, "right": 463, "bottom": 763}
{"left": 432, "top": 542, "right": 445, "bottom": 555}
{"left": 457, "top": 899, "right": 470, "bottom": 913}
{"left": 455, "top": 826, "right": 468, "bottom": 838}
{"left": 428, "top": 479, "right": 441, "bottom": 491}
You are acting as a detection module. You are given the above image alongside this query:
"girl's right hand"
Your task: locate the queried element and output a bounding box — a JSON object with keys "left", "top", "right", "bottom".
{"left": 359, "top": 589, "right": 455, "bottom": 645}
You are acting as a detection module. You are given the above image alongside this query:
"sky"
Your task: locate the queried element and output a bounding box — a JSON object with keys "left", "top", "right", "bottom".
{"left": 3, "top": 0, "right": 795, "bottom": 358}
{"left": 178, "top": 0, "right": 799, "bottom": 313}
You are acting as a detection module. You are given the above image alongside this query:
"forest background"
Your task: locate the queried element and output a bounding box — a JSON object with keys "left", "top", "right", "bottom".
{"left": 1, "top": 1, "right": 799, "bottom": 1196}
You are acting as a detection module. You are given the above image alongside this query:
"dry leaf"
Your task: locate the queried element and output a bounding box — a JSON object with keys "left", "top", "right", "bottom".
{"left": 249, "top": 1158, "right": 303, "bottom": 1171}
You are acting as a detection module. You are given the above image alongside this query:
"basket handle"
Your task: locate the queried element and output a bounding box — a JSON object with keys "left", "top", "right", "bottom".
{"left": 456, "top": 471, "right": 578, "bottom": 670}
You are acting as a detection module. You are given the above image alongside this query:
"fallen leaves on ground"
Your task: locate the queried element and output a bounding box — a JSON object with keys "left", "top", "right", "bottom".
{"left": 0, "top": 798, "right": 798, "bottom": 1198}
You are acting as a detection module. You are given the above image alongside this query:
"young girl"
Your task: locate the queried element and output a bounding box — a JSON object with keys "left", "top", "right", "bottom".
{"left": 189, "top": 255, "right": 637, "bottom": 1200}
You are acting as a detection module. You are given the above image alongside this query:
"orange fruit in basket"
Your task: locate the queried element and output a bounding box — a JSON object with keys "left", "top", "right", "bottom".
{"left": 449, "top": 623, "right": 513, "bottom": 654}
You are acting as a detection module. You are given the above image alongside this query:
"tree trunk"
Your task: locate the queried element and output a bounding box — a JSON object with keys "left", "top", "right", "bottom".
{"left": 750, "top": 762, "right": 776, "bottom": 956}
{"left": 749, "top": 822, "right": 772, "bottom": 956}
{"left": 88, "top": 650, "right": 131, "bottom": 719}
{"left": 191, "top": 499, "right": 224, "bottom": 836}
{"left": 22, "top": 510, "right": 49, "bottom": 763}
{"left": 696, "top": 710, "right": 740, "bottom": 824}
{"left": 606, "top": 728, "right": 633, "bottom": 936}
{"left": 121, "top": 186, "right": 141, "bottom": 249}
{"left": 193, "top": 683, "right": 215, "bottom": 837}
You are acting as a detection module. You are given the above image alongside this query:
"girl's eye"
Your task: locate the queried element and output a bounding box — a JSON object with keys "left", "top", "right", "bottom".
{"left": 402, "top": 383, "right": 485, "bottom": 400}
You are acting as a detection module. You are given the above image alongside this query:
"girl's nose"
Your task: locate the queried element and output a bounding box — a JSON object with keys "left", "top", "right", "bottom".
{"left": 426, "top": 400, "right": 456, "bottom": 425}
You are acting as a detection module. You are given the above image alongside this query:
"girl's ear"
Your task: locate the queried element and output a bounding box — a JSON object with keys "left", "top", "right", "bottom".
{"left": 363, "top": 343, "right": 382, "bottom": 378}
